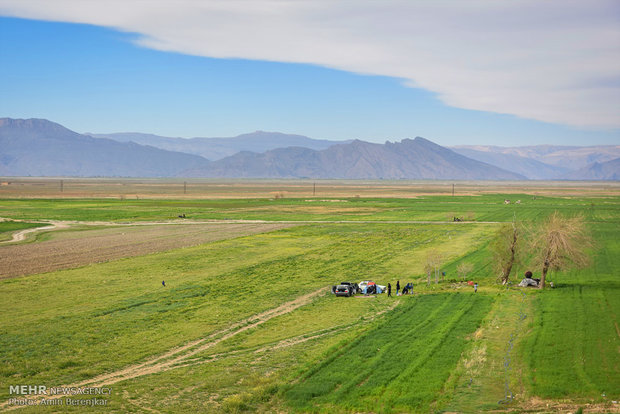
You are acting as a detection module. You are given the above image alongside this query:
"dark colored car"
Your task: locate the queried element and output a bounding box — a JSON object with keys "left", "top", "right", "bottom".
{"left": 331, "top": 282, "right": 359, "bottom": 297}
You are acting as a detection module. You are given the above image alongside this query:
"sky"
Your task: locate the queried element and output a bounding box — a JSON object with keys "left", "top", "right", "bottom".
{"left": 0, "top": 0, "right": 619, "bottom": 146}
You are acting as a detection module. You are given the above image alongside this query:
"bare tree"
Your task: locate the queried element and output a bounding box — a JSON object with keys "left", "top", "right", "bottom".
{"left": 530, "top": 212, "right": 593, "bottom": 289}
{"left": 489, "top": 220, "right": 523, "bottom": 285}
{"left": 426, "top": 250, "right": 443, "bottom": 284}
{"left": 457, "top": 262, "right": 474, "bottom": 281}
{"left": 424, "top": 263, "right": 432, "bottom": 286}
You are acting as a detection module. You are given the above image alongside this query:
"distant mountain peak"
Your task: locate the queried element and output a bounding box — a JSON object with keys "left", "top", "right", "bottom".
{"left": 90, "top": 128, "right": 349, "bottom": 161}
{"left": 0, "top": 117, "right": 70, "bottom": 132}
{"left": 412, "top": 136, "right": 438, "bottom": 145}
{"left": 238, "top": 130, "right": 306, "bottom": 139}
{"left": 0, "top": 117, "right": 207, "bottom": 177}
{"left": 182, "top": 136, "right": 525, "bottom": 180}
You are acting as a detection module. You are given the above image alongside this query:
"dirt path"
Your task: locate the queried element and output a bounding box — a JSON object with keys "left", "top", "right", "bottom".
{"left": 0, "top": 287, "right": 329, "bottom": 410}
{"left": 509, "top": 397, "right": 620, "bottom": 413}
{"left": 77, "top": 287, "right": 327, "bottom": 387}
{"left": 170, "top": 299, "right": 401, "bottom": 372}
{"left": 0, "top": 216, "right": 501, "bottom": 246}
{"left": 0, "top": 221, "right": 69, "bottom": 244}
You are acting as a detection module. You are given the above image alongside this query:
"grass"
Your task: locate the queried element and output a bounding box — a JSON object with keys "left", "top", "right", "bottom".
{"left": 519, "top": 222, "right": 620, "bottom": 401}
{"left": 282, "top": 293, "right": 493, "bottom": 413}
{"left": 0, "top": 223, "right": 493, "bottom": 401}
{"left": 0, "top": 194, "right": 618, "bottom": 224}
{"left": 0, "top": 190, "right": 618, "bottom": 412}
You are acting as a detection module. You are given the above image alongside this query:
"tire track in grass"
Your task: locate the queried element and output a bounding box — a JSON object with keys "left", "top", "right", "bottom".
{"left": 0, "top": 287, "right": 328, "bottom": 410}
{"left": 174, "top": 301, "right": 400, "bottom": 371}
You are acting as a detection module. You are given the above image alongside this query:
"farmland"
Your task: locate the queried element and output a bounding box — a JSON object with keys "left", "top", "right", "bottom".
{"left": 0, "top": 179, "right": 618, "bottom": 413}
{"left": 0, "top": 223, "right": 296, "bottom": 278}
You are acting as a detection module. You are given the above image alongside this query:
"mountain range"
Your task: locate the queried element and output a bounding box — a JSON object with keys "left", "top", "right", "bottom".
{"left": 0, "top": 118, "right": 205, "bottom": 177}
{"left": 89, "top": 131, "right": 348, "bottom": 161}
{"left": 182, "top": 138, "right": 524, "bottom": 180}
{"left": 1, "top": 118, "right": 618, "bottom": 180}
{"left": 451, "top": 145, "right": 620, "bottom": 179}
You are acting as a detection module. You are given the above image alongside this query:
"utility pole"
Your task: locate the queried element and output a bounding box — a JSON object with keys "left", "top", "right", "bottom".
{"left": 60, "top": 179, "right": 63, "bottom": 193}
{"left": 184, "top": 181, "right": 187, "bottom": 194}
{"left": 313, "top": 182, "right": 316, "bottom": 196}
{"left": 452, "top": 183, "right": 455, "bottom": 197}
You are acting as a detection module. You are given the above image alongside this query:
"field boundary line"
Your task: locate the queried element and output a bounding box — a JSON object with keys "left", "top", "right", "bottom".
{"left": 0, "top": 216, "right": 507, "bottom": 227}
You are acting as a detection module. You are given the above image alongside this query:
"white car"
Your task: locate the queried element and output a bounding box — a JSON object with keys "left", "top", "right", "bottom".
{"left": 358, "top": 280, "right": 386, "bottom": 294}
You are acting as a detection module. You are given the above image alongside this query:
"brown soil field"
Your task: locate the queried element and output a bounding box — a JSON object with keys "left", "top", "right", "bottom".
{"left": 0, "top": 223, "right": 295, "bottom": 279}
{"left": 1, "top": 177, "right": 618, "bottom": 198}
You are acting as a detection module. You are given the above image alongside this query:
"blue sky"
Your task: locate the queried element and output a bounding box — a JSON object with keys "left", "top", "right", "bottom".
{"left": 1, "top": 1, "right": 619, "bottom": 147}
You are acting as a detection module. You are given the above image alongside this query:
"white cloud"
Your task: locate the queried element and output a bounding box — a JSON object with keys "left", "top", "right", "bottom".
{"left": 1, "top": 0, "right": 619, "bottom": 128}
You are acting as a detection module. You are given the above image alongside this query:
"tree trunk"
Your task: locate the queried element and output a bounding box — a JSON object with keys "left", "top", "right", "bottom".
{"left": 539, "top": 245, "right": 551, "bottom": 289}
{"left": 501, "top": 226, "right": 518, "bottom": 284}
{"left": 539, "top": 262, "right": 548, "bottom": 289}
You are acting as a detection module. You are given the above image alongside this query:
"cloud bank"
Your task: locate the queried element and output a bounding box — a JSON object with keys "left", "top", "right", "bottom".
{"left": 1, "top": 0, "right": 619, "bottom": 128}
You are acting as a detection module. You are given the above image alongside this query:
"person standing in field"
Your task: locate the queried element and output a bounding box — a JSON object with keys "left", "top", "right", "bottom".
{"left": 474, "top": 282, "right": 478, "bottom": 293}
{"left": 387, "top": 283, "right": 392, "bottom": 297}
{"left": 396, "top": 280, "right": 400, "bottom": 295}
{"left": 162, "top": 280, "right": 166, "bottom": 287}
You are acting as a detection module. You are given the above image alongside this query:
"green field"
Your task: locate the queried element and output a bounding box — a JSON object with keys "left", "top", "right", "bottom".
{"left": 0, "top": 189, "right": 618, "bottom": 413}
{"left": 1, "top": 194, "right": 618, "bottom": 223}
{"left": 284, "top": 293, "right": 493, "bottom": 413}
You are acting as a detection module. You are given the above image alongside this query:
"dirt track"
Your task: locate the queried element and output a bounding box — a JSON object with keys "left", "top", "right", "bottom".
{"left": 0, "top": 288, "right": 401, "bottom": 411}
{"left": 0, "top": 287, "right": 329, "bottom": 411}
{"left": 0, "top": 222, "right": 67, "bottom": 243}
{"left": 0, "top": 223, "right": 295, "bottom": 278}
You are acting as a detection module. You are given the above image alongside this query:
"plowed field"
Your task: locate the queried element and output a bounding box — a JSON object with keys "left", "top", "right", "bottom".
{"left": 0, "top": 223, "right": 295, "bottom": 278}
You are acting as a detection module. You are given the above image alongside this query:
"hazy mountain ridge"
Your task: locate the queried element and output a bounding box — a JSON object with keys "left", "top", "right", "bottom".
{"left": 90, "top": 131, "right": 349, "bottom": 161}
{"left": 1, "top": 118, "right": 618, "bottom": 180}
{"left": 453, "top": 144, "right": 620, "bottom": 169}
{"left": 182, "top": 137, "right": 526, "bottom": 180}
{"left": 450, "top": 147, "right": 570, "bottom": 179}
{"left": 562, "top": 158, "right": 620, "bottom": 181}
{"left": 452, "top": 144, "right": 620, "bottom": 180}
{"left": 0, "top": 118, "right": 207, "bottom": 177}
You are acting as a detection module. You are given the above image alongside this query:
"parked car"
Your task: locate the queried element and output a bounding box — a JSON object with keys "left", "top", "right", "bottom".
{"left": 331, "top": 282, "right": 359, "bottom": 297}
{"left": 358, "top": 280, "right": 386, "bottom": 294}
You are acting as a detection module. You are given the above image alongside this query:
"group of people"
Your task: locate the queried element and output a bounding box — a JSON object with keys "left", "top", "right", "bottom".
{"left": 386, "top": 279, "right": 479, "bottom": 296}
{"left": 387, "top": 280, "right": 415, "bottom": 297}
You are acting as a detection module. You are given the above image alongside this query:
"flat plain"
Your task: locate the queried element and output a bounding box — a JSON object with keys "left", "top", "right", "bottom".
{"left": 0, "top": 178, "right": 618, "bottom": 413}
